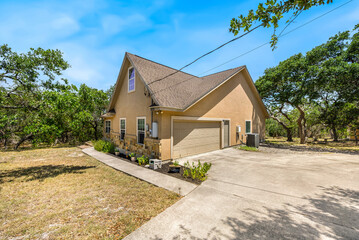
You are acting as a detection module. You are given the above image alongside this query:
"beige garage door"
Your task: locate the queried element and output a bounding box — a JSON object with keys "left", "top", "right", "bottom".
{"left": 173, "top": 120, "right": 220, "bottom": 159}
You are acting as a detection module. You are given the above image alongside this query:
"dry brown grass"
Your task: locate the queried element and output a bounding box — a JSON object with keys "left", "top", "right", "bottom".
{"left": 0, "top": 147, "right": 180, "bottom": 239}
{"left": 266, "top": 137, "right": 359, "bottom": 152}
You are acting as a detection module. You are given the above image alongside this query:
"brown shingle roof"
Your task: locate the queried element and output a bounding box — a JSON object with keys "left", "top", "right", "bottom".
{"left": 127, "top": 52, "right": 245, "bottom": 110}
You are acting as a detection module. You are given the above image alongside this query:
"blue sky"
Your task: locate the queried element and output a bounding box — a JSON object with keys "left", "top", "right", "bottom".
{"left": 0, "top": 0, "right": 358, "bottom": 90}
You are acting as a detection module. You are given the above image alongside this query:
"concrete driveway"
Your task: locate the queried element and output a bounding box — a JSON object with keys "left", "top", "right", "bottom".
{"left": 125, "top": 147, "right": 359, "bottom": 239}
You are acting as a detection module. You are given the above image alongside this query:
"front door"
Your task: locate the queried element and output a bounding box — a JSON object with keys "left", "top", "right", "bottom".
{"left": 223, "top": 120, "right": 230, "bottom": 148}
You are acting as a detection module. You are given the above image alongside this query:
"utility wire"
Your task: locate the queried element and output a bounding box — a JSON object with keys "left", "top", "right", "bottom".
{"left": 147, "top": 24, "right": 263, "bottom": 85}
{"left": 278, "top": 10, "right": 303, "bottom": 38}
{"left": 151, "top": 0, "right": 353, "bottom": 95}
{"left": 198, "top": 0, "right": 352, "bottom": 77}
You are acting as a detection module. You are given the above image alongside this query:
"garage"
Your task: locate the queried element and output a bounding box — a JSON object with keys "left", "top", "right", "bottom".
{"left": 172, "top": 120, "right": 221, "bottom": 159}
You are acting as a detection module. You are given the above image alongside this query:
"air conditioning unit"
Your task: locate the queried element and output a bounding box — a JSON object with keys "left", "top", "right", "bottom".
{"left": 246, "top": 133, "right": 259, "bottom": 148}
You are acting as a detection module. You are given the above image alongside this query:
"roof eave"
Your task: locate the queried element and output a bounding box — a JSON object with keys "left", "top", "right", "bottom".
{"left": 126, "top": 53, "right": 161, "bottom": 107}
{"left": 241, "top": 67, "right": 270, "bottom": 118}
{"left": 107, "top": 53, "right": 128, "bottom": 111}
{"left": 101, "top": 112, "right": 116, "bottom": 118}
{"left": 149, "top": 106, "right": 184, "bottom": 112}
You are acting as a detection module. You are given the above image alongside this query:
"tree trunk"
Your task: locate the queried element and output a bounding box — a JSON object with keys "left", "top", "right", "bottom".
{"left": 332, "top": 126, "right": 338, "bottom": 142}
{"left": 297, "top": 120, "right": 305, "bottom": 144}
{"left": 14, "top": 133, "right": 33, "bottom": 150}
{"left": 4, "top": 137, "right": 9, "bottom": 150}
{"left": 296, "top": 106, "right": 306, "bottom": 144}
{"left": 286, "top": 129, "right": 293, "bottom": 142}
{"left": 93, "top": 121, "right": 98, "bottom": 140}
{"left": 271, "top": 116, "right": 293, "bottom": 142}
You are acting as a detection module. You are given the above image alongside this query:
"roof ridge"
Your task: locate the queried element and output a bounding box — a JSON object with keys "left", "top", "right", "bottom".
{"left": 201, "top": 66, "right": 245, "bottom": 78}
{"left": 126, "top": 52, "right": 198, "bottom": 78}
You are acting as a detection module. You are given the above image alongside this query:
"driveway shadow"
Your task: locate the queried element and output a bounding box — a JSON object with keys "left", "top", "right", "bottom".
{"left": 150, "top": 186, "right": 359, "bottom": 239}
{"left": 0, "top": 165, "right": 95, "bottom": 183}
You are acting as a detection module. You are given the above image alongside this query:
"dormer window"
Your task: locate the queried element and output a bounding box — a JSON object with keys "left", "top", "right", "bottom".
{"left": 128, "top": 67, "right": 135, "bottom": 92}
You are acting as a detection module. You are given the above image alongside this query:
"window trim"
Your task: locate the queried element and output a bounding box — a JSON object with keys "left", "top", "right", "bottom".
{"left": 136, "top": 117, "right": 146, "bottom": 144}
{"left": 120, "top": 118, "right": 126, "bottom": 140}
{"left": 245, "top": 120, "right": 252, "bottom": 134}
{"left": 105, "top": 120, "right": 111, "bottom": 133}
{"left": 128, "top": 67, "right": 135, "bottom": 93}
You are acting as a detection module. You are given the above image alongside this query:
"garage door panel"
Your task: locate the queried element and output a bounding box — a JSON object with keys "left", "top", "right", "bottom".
{"left": 175, "top": 137, "right": 218, "bottom": 148}
{"left": 173, "top": 120, "right": 220, "bottom": 159}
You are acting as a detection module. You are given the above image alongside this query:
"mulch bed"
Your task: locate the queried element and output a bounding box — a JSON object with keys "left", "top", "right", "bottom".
{"left": 154, "top": 162, "right": 201, "bottom": 185}
{"left": 109, "top": 153, "right": 201, "bottom": 185}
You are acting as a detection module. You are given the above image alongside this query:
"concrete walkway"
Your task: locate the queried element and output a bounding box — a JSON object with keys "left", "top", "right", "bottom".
{"left": 82, "top": 147, "right": 197, "bottom": 196}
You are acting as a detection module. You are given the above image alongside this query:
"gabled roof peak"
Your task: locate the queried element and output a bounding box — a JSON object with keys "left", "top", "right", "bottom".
{"left": 126, "top": 53, "right": 245, "bottom": 110}
{"left": 126, "top": 52, "right": 198, "bottom": 79}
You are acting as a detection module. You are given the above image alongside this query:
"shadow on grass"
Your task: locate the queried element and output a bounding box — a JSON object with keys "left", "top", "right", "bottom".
{"left": 150, "top": 186, "right": 359, "bottom": 240}
{"left": 262, "top": 142, "right": 359, "bottom": 155}
{"left": 0, "top": 144, "right": 83, "bottom": 153}
{"left": 0, "top": 165, "right": 95, "bottom": 183}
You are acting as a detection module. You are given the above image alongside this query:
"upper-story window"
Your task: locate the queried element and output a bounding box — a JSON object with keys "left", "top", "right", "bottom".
{"left": 128, "top": 67, "right": 135, "bottom": 92}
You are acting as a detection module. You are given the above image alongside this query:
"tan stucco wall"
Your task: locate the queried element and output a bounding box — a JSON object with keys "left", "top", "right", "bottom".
{"left": 158, "top": 70, "right": 266, "bottom": 160}
{"left": 105, "top": 61, "right": 266, "bottom": 161}
{"left": 106, "top": 59, "right": 153, "bottom": 140}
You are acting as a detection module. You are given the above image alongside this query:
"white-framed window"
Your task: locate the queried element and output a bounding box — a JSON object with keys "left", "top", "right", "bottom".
{"left": 120, "top": 118, "right": 126, "bottom": 140}
{"left": 245, "top": 120, "right": 251, "bottom": 134}
{"left": 105, "top": 120, "right": 111, "bottom": 133}
{"left": 128, "top": 67, "right": 135, "bottom": 92}
{"left": 136, "top": 117, "right": 146, "bottom": 144}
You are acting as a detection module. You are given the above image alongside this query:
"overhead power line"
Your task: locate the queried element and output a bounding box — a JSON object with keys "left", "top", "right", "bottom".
{"left": 151, "top": 0, "right": 353, "bottom": 95}
{"left": 147, "top": 24, "right": 263, "bottom": 85}
{"left": 197, "top": 0, "right": 353, "bottom": 77}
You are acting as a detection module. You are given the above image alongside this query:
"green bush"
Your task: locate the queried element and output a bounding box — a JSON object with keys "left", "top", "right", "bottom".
{"left": 129, "top": 152, "right": 135, "bottom": 158}
{"left": 137, "top": 155, "right": 149, "bottom": 166}
{"left": 183, "top": 160, "right": 212, "bottom": 181}
{"left": 183, "top": 167, "right": 190, "bottom": 178}
{"left": 93, "top": 140, "right": 115, "bottom": 153}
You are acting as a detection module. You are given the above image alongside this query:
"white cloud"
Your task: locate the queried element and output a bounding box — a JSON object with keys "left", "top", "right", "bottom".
{"left": 54, "top": 40, "right": 126, "bottom": 89}
{"left": 101, "top": 13, "right": 149, "bottom": 35}
{"left": 51, "top": 15, "right": 80, "bottom": 33}
{"left": 0, "top": 9, "right": 80, "bottom": 47}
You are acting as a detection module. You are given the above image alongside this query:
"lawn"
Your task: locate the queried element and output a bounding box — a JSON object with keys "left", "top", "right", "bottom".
{"left": 0, "top": 147, "right": 180, "bottom": 239}
{"left": 237, "top": 145, "right": 259, "bottom": 152}
{"left": 265, "top": 137, "right": 359, "bottom": 152}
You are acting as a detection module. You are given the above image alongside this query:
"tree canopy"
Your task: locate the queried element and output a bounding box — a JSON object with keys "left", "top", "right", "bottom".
{"left": 0, "top": 45, "right": 110, "bottom": 149}
{"left": 230, "top": 0, "right": 334, "bottom": 48}
{"left": 256, "top": 24, "right": 359, "bottom": 143}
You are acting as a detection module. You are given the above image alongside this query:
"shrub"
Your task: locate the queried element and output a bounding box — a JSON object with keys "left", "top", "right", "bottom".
{"left": 93, "top": 140, "right": 115, "bottom": 153}
{"left": 94, "top": 140, "right": 105, "bottom": 151}
{"left": 137, "top": 155, "right": 149, "bottom": 166}
{"left": 129, "top": 152, "right": 135, "bottom": 158}
{"left": 183, "top": 167, "right": 190, "bottom": 178}
{"left": 183, "top": 160, "right": 212, "bottom": 181}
